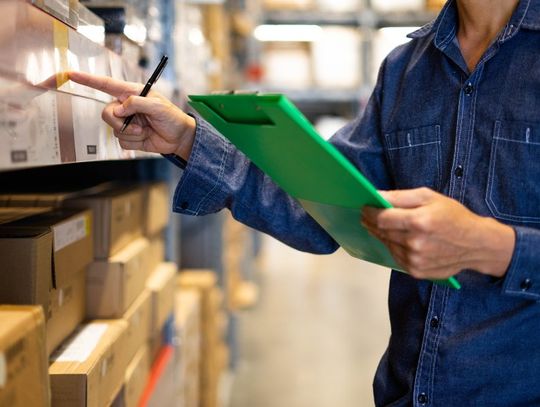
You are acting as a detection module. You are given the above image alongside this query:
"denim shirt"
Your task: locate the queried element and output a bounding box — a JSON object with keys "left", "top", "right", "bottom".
{"left": 170, "top": 1, "right": 540, "bottom": 405}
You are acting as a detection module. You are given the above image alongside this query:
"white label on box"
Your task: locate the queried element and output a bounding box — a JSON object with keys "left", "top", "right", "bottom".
{"left": 53, "top": 215, "right": 88, "bottom": 252}
{"left": 51, "top": 323, "right": 108, "bottom": 363}
{"left": 0, "top": 352, "right": 6, "bottom": 388}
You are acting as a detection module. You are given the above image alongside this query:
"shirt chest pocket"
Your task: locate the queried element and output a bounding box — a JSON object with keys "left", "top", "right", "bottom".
{"left": 486, "top": 120, "right": 540, "bottom": 224}
{"left": 384, "top": 124, "right": 442, "bottom": 190}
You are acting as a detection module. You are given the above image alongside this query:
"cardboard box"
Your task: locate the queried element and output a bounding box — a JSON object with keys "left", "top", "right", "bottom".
{"left": 2, "top": 208, "right": 93, "bottom": 288}
{"left": 49, "top": 320, "right": 129, "bottom": 407}
{"left": 86, "top": 237, "right": 150, "bottom": 318}
{"left": 142, "top": 182, "right": 170, "bottom": 237}
{"left": 0, "top": 306, "right": 50, "bottom": 407}
{"left": 0, "top": 209, "right": 92, "bottom": 354}
{"left": 122, "top": 290, "right": 151, "bottom": 364}
{"left": 124, "top": 346, "right": 150, "bottom": 407}
{"left": 0, "top": 207, "right": 51, "bottom": 223}
{"left": 46, "top": 269, "right": 86, "bottom": 355}
{"left": 68, "top": 186, "right": 144, "bottom": 258}
{"left": 175, "top": 289, "right": 201, "bottom": 407}
{"left": 110, "top": 345, "right": 150, "bottom": 407}
{"left": 146, "top": 263, "right": 177, "bottom": 338}
{"left": 176, "top": 270, "right": 225, "bottom": 407}
{"left": 148, "top": 235, "right": 166, "bottom": 277}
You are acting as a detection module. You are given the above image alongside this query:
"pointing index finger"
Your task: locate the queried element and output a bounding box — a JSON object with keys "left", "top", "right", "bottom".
{"left": 67, "top": 71, "right": 141, "bottom": 98}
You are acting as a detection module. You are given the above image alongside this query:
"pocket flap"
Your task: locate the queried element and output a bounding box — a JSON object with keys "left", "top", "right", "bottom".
{"left": 385, "top": 125, "right": 440, "bottom": 150}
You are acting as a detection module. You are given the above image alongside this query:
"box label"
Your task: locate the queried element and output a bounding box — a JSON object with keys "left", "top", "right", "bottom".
{"left": 53, "top": 215, "right": 88, "bottom": 252}
{"left": 51, "top": 323, "right": 107, "bottom": 362}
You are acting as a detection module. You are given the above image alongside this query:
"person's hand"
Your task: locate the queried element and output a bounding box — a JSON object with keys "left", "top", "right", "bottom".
{"left": 362, "top": 187, "right": 516, "bottom": 280}
{"left": 67, "top": 71, "right": 196, "bottom": 160}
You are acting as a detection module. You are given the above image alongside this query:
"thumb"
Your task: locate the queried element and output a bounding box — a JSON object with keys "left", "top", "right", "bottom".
{"left": 379, "top": 187, "right": 434, "bottom": 208}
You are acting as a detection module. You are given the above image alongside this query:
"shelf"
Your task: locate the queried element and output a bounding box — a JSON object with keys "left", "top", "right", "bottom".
{"left": 261, "top": 9, "right": 436, "bottom": 28}
{"left": 0, "top": 0, "right": 166, "bottom": 171}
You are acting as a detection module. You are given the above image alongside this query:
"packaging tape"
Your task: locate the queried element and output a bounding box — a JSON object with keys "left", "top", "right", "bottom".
{"left": 53, "top": 19, "right": 69, "bottom": 88}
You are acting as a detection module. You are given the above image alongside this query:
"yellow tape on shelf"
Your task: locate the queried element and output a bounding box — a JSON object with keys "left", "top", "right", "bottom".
{"left": 53, "top": 19, "right": 69, "bottom": 88}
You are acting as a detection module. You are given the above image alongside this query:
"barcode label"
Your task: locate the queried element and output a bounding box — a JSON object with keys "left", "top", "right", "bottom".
{"left": 51, "top": 323, "right": 108, "bottom": 363}
{"left": 53, "top": 215, "right": 88, "bottom": 252}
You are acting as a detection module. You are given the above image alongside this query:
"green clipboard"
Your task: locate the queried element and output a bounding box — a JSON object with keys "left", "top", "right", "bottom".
{"left": 188, "top": 93, "right": 461, "bottom": 290}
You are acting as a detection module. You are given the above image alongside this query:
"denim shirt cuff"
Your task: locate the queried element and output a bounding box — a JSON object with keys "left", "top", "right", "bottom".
{"left": 171, "top": 114, "right": 232, "bottom": 215}
{"left": 502, "top": 226, "right": 540, "bottom": 300}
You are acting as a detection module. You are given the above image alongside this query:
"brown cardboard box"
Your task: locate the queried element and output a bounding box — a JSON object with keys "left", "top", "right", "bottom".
{"left": 0, "top": 306, "right": 50, "bottom": 407}
{"left": 147, "top": 235, "right": 166, "bottom": 280}
{"left": 68, "top": 186, "right": 144, "bottom": 259}
{"left": 177, "top": 270, "right": 225, "bottom": 407}
{"left": 175, "top": 289, "right": 201, "bottom": 407}
{"left": 0, "top": 209, "right": 92, "bottom": 354}
{"left": 46, "top": 269, "right": 86, "bottom": 355}
{"left": 86, "top": 237, "right": 150, "bottom": 318}
{"left": 146, "top": 263, "right": 176, "bottom": 338}
{"left": 49, "top": 320, "right": 129, "bottom": 407}
{"left": 122, "top": 290, "right": 151, "bottom": 364}
{"left": 2, "top": 208, "right": 93, "bottom": 288}
{"left": 142, "top": 182, "right": 170, "bottom": 237}
{"left": 124, "top": 345, "right": 150, "bottom": 407}
{"left": 0, "top": 207, "right": 51, "bottom": 223}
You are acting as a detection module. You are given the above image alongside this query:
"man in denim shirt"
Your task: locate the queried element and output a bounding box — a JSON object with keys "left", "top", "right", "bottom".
{"left": 71, "top": 0, "right": 540, "bottom": 404}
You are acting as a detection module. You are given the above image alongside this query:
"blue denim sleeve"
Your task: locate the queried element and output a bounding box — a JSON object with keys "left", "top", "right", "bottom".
{"left": 502, "top": 226, "right": 540, "bottom": 300}
{"left": 171, "top": 67, "right": 391, "bottom": 255}
{"left": 171, "top": 116, "right": 338, "bottom": 254}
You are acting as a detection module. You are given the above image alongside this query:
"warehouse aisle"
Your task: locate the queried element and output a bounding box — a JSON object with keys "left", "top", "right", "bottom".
{"left": 230, "top": 236, "right": 391, "bottom": 407}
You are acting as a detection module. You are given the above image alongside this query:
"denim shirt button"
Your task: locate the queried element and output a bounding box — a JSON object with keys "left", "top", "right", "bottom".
{"left": 430, "top": 316, "right": 440, "bottom": 328}
{"left": 521, "top": 278, "right": 533, "bottom": 291}
{"left": 454, "top": 165, "right": 464, "bottom": 178}
{"left": 418, "top": 392, "right": 428, "bottom": 404}
{"left": 180, "top": 201, "right": 189, "bottom": 210}
{"left": 464, "top": 83, "right": 474, "bottom": 95}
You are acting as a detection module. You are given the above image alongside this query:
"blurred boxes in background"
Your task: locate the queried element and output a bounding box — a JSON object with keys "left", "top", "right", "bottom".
{"left": 175, "top": 289, "right": 202, "bottom": 407}
{"left": 77, "top": 2, "right": 105, "bottom": 45}
{"left": 371, "top": 0, "right": 424, "bottom": 13}
{"left": 86, "top": 237, "right": 151, "bottom": 318}
{"left": 177, "top": 270, "right": 227, "bottom": 407}
{"left": 312, "top": 27, "right": 361, "bottom": 89}
{"left": 146, "top": 262, "right": 176, "bottom": 360}
{"left": 49, "top": 320, "right": 129, "bottom": 407}
{"left": 0, "top": 306, "right": 50, "bottom": 407}
{"left": 263, "top": 0, "right": 313, "bottom": 10}
{"left": 262, "top": 43, "right": 312, "bottom": 89}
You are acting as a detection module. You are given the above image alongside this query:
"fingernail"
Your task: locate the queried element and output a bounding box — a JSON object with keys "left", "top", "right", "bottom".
{"left": 114, "top": 105, "right": 125, "bottom": 116}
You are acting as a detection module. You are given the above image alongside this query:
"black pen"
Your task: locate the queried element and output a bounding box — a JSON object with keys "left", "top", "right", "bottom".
{"left": 120, "top": 55, "right": 168, "bottom": 133}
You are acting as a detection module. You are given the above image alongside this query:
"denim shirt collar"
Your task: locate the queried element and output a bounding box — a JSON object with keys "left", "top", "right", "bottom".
{"left": 408, "top": 0, "right": 540, "bottom": 48}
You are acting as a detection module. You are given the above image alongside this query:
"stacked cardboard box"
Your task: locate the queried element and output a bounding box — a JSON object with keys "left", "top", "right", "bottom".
{"left": 49, "top": 320, "right": 129, "bottom": 407}
{"left": 177, "top": 270, "right": 228, "bottom": 407}
{"left": 175, "top": 289, "right": 202, "bottom": 407}
{"left": 0, "top": 306, "right": 50, "bottom": 407}
{"left": 0, "top": 208, "right": 93, "bottom": 355}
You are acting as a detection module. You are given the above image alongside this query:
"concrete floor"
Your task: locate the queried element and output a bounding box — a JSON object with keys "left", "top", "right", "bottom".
{"left": 230, "top": 236, "right": 391, "bottom": 407}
